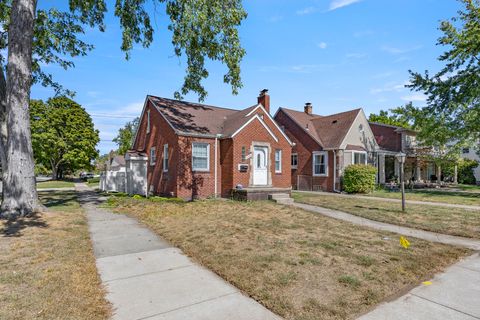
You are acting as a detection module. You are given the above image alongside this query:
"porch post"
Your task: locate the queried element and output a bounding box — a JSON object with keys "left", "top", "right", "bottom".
{"left": 378, "top": 153, "right": 385, "bottom": 184}
{"left": 394, "top": 158, "right": 400, "bottom": 183}
{"left": 454, "top": 164, "right": 458, "bottom": 184}
{"left": 415, "top": 161, "right": 421, "bottom": 182}
{"left": 436, "top": 164, "right": 442, "bottom": 185}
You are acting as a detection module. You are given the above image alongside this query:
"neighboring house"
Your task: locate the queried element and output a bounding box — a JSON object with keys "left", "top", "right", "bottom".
{"left": 274, "top": 103, "right": 378, "bottom": 192}
{"left": 108, "top": 155, "right": 126, "bottom": 171}
{"left": 370, "top": 122, "right": 439, "bottom": 184}
{"left": 460, "top": 144, "right": 480, "bottom": 184}
{"left": 131, "top": 90, "right": 293, "bottom": 200}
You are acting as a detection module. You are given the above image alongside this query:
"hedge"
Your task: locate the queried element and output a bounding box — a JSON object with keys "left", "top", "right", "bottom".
{"left": 343, "top": 164, "right": 377, "bottom": 194}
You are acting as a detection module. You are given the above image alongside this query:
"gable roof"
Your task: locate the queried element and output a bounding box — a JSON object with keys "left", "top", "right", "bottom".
{"left": 278, "top": 107, "right": 362, "bottom": 149}
{"left": 146, "top": 95, "right": 292, "bottom": 144}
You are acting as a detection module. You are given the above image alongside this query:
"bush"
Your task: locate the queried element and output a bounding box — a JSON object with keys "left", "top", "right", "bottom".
{"left": 87, "top": 177, "right": 100, "bottom": 184}
{"left": 443, "top": 158, "right": 479, "bottom": 184}
{"left": 343, "top": 164, "right": 377, "bottom": 194}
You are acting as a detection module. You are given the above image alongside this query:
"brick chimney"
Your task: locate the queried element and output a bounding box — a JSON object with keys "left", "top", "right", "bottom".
{"left": 304, "top": 102, "right": 312, "bottom": 115}
{"left": 257, "top": 89, "right": 270, "bottom": 114}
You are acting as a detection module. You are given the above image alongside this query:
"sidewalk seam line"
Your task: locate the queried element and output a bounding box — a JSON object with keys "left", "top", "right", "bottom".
{"left": 135, "top": 291, "right": 239, "bottom": 320}
{"left": 104, "top": 264, "right": 194, "bottom": 283}
{"left": 411, "top": 293, "right": 480, "bottom": 319}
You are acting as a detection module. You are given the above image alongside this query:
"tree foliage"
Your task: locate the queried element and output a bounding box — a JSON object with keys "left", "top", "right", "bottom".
{"left": 400, "top": 0, "right": 480, "bottom": 148}
{"left": 0, "top": 0, "right": 247, "bottom": 99}
{"left": 113, "top": 117, "right": 139, "bottom": 155}
{"left": 368, "top": 106, "right": 411, "bottom": 128}
{"left": 30, "top": 97, "right": 99, "bottom": 179}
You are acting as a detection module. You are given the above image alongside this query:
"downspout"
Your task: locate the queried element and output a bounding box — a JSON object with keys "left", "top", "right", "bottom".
{"left": 214, "top": 134, "right": 221, "bottom": 198}
{"left": 333, "top": 150, "right": 340, "bottom": 193}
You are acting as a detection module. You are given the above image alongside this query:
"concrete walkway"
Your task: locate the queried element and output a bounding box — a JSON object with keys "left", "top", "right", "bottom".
{"left": 293, "top": 202, "right": 480, "bottom": 250}
{"left": 75, "top": 184, "right": 280, "bottom": 320}
{"left": 358, "top": 253, "right": 480, "bottom": 320}
{"left": 295, "top": 190, "right": 480, "bottom": 211}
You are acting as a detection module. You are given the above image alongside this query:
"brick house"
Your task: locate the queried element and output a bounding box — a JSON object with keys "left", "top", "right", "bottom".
{"left": 131, "top": 90, "right": 293, "bottom": 200}
{"left": 370, "top": 122, "right": 442, "bottom": 184}
{"left": 274, "top": 103, "right": 378, "bottom": 192}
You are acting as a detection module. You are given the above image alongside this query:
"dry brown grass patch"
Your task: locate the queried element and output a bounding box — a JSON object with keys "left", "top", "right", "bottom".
{"left": 107, "top": 197, "right": 469, "bottom": 320}
{"left": 0, "top": 191, "right": 111, "bottom": 320}
{"left": 293, "top": 192, "right": 480, "bottom": 239}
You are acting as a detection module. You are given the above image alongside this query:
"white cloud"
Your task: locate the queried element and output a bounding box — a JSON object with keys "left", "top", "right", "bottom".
{"left": 401, "top": 94, "right": 427, "bottom": 102}
{"left": 268, "top": 15, "right": 283, "bottom": 23}
{"left": 296, "top": 6, "right": 317, "bottom": 15}
{"left": 346, "top": 52, "right": 367, "bottom": 59}
{"left": 329, "top": 0, "right": 362, "bottom": 11}
{"left": 317, "top": 42, "right": 327, "bottom": 49}
{"left": 370, "top": 81, "right": 409, "bottom": 94}
{"left": 381, "top": 45, "right": 422, "bottom": 55}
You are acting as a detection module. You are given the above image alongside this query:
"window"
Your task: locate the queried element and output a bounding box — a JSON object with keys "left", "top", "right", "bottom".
{"left": 192, "top": 143, "right": 210, "bottom": 171}
{"left": 291, "top": 153, "right": 298, "bottom": 169}
{"left": 353, "top": 152, "right": 367, "bottom": 164}
{"left": 163, "top": 144, "right": 169, "bottom": 172}
{"left": 146, "top": 110, "right": 151, "bottom": 134}
{"left": 150, "top": 147, "right": 156, "bottom": 165}
{"left": 275, "top": 149, "right": 282, "bottom": 173}
{"left": 313, "top": 151, "right": 328, "bottom": 176}
{"left": 462, "top": 147, "right": 470, "bottom": 154}
{"left": 241, "top": 146, "right": 246, "bottom": 161}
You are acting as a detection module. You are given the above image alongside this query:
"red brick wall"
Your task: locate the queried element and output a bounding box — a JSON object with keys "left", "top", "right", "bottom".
{"left": 229, "top": 113, "right": 291, "bottom": 194}
{"left": 274, "top": 109, "right": 335, "bottom": 191}
{"left": 132, "top": 100, "right": 179, "bottom": 196}
{"left": 370, "top": 123, "right": 402, "bottom": 152}
{"left": 176, "top": 136, "right": 222, "bottom": 200}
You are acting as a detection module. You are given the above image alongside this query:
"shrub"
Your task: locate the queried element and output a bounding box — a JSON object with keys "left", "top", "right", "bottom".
{"left": 132, "top": 194, "right": 144, "bottom": 200}
{"left": 87, "top": 177, "right": 100, "bottom": 184}
{"left": 343, "top": 164, "right": 377, "bottom": 194}
{"left": 443, "top": 158, "right": 478, "bottom": 185}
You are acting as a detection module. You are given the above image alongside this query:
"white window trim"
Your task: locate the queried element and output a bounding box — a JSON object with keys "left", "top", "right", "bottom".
{"left": 312, "top": 151, "right": 328, "bottom": 177}
{"left": 352, "top": 151, "right": 367, "bottom": 165}
{"left": 146, "top": 109, "right": 151, "bottom": 134}
{"left": 163, "top": 144, "right": 169, "bottom": 172}
{"left": 192, "top": 142, "right": 210, "bottom": 172}
{"left": 150, "top": 147, "right": 156, "bottom": 166}
{"left": 275, "top": 149, "right": 282, "bottom": 173}
{"left": 291, "top": 153, "right": 298, "bottom": 169}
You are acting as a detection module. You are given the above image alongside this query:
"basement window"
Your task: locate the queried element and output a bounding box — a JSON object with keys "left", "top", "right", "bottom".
{"left": 291, "top": 153, "right": 298, "bottom": 169}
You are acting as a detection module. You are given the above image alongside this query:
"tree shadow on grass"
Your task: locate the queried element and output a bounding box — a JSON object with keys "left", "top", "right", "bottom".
{"left": 1, "top": 213, "right": 47, "bottom": 237}
{"left": 39, "top": 191, "right": 78, "bottom": 208}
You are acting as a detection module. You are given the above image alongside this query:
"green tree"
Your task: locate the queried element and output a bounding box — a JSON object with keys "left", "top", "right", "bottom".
{"left": 30, "top": 97, "right": 99, "bottom": 180}
{"left": 0, "top": 1, "right": 247, "bottom": 218}
{"left": 368, "top": 107, "right": 411, "bottom": 128}
{"left": 402, "top": 0, "right": 480, "bottom": 148}
{"left": 113, "top": 117, "right": 139, "bottom": 155}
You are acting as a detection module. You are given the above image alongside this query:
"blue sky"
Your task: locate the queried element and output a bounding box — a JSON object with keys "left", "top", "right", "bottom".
{"left": 32, "top": 0, "right": 461, "bottom": 155}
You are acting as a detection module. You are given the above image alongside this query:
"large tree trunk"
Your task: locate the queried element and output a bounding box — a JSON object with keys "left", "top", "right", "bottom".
{"left": 0, "top": 0, "right": 42, "bottom": 218}
{"left": 0, "top": 66, "right": 8, "bottom": 199}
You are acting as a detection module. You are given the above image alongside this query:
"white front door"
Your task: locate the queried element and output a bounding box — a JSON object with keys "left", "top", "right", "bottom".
{"left": 253, "top": 146, "right": 268, "bottom": 186}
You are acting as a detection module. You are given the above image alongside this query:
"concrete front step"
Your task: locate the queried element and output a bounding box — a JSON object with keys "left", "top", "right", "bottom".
{"left": 269, "top": 193, "right": 294, "bottom": 205}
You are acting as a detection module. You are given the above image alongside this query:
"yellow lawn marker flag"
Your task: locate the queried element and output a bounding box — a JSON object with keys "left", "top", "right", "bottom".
{"left": 422, "top": 281, "right": 432, "bottom": 286}
{"left": 400, "top": 236, "right": 410, "bottom": 249}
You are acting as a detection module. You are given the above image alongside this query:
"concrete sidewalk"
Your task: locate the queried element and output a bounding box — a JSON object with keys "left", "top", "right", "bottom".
{"left": 359, "top": 253, "right": 480, "bottom": 320}
{"left": 295, "top": 190, "right": 480, "bottom": 211}
{"left": 294, "top": 202, "right": 480, "bottom": 250}
{"left": 75, "top": 184, "right": 280, "bottom": 320}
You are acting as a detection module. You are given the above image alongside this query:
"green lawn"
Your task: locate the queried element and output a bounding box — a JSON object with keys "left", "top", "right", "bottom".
{"left": 293, "top": 191, "right": 480, "bottom": 239}
{"left": 366, "top": 187, "right": 480, "bottom": 206}
{"left": 36, "top": 180, "right": 75, "bottom": 189}
{"left": 0, "top": 191, "right": 111, "bottom": 319}
{"left": 105, "top": 196, "right": 469, "bottom": 320}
